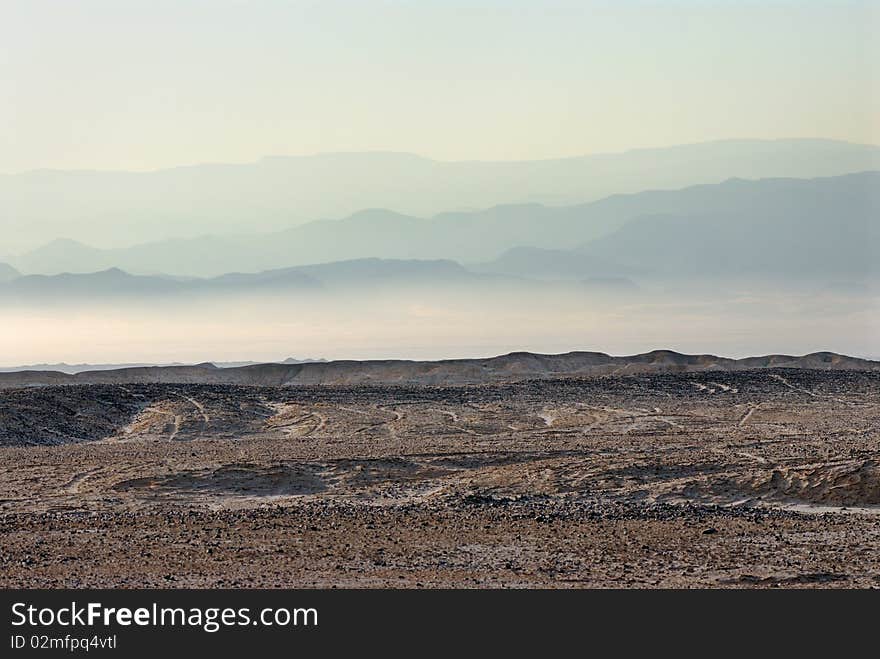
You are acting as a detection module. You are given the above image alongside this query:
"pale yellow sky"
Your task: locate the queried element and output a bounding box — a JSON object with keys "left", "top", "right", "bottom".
{"left": 2, "top": 1, "right": 878, "bottom": 172}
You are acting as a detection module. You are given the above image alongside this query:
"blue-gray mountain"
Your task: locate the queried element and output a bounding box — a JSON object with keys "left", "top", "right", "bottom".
{"left": 0, "top": 259, "right": 487, "bottom": 303}
{"left": 13, "top": 171, "right": 879, "bottom": 280}
{"left": 4, "top": 139, "right": 878, "bottom": 255}
{"left": 481, "top": 171, "right": 879, "bottom": 280}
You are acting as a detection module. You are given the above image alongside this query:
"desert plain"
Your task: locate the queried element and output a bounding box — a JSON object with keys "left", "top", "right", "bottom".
{"left": 1, "top": 354, "right": 878, "bottom": 588}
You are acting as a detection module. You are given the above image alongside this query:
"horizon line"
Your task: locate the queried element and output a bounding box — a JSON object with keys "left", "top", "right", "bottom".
{"left": 1, "top": 348, "right": 877, "bottom": 375}
{"left": 3, "top": 136, "right": 879, "bottom": 177}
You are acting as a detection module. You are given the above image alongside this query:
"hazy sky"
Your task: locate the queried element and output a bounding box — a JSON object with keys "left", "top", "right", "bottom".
{"left": 2, "top": 0, "right": 878, "bottom": 173}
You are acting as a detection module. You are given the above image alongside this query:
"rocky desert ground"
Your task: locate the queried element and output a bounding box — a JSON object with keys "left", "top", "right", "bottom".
{"left": 1, "top": 363, "right": 879, "bottom": 588}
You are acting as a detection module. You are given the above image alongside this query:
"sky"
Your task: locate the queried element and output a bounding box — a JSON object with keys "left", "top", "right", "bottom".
{"left": 2, "top": 0, "right": 878, "bottom": 173}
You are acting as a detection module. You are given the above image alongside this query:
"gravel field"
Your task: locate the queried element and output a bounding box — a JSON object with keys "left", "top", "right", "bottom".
{"left": 1, "top": 369, "right": 878, "bottom": 588}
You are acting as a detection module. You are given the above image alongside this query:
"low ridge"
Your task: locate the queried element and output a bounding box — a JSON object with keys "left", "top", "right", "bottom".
{"left": 0, "top": 350, "right": 875, "bottom": 388}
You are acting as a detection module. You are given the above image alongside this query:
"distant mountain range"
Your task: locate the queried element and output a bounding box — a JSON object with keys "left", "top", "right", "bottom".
{"left": 0, "top": 357, "right": 325, "bottom": 375}
{"left": 0, "top": 350, "right": 875, "bottom": 388}
{"left": 2, "top": 170, "right": 877, "bottom": 303}
{"left": 13, "top": 204, "right": 624, "bottom": 276}
{"left": 11, "top": 170, "right": 880, "bottom": 279}
{"left": 578, "top": 173, "right": 879, "bottom": 277}
{"left": 0, "top": 258, "right": 492, "bottom": 303}
{"left": 4, "top": 139, "right": 878, "bottom": 255}
{"left": 479, "top": 171, "right": 880, "bottom": 280}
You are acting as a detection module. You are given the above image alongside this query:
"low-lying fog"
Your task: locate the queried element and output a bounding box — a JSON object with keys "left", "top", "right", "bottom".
{"left": 2, "top": 280, "right": 877, "bottom": 367}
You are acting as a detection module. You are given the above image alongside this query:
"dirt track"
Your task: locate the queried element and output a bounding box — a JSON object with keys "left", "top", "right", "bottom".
{"left": 1, "top": 369, "right": 878, "bottom": 588}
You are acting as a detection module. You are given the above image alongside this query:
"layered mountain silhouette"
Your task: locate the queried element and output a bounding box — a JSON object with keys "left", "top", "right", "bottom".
{"left": 0, "top": 258, "right": 487, "bottom": 302}
{"left": 12, "top": 171, "right": 879, "bottom": 279}
{"left": 5, "top": 139, "right": 879, "bottom": 255}
{"left": 0, "top": 350, "right": 875, "bottom": 388}
{"left": 577, "top": 172, "right": 879, "bottom": 277}
{"left": 6, "top": 268, "right": 185, "bottom": 298}
{"left": 0, "top": 357, "right": 325, "bottom": 374}
{"left": 10, "top": 203, "right": 634, "bottom": 276}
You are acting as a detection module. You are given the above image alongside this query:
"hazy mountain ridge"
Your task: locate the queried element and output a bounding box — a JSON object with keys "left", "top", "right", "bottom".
{"left": 0, "top": 357, "right": 326, "bottom": 375}
{"left": 0, "top": 258, "right": 492, "bottom": 302}
{"left": 477, "top": 171, "right": 880, "bottom": 280}
{"left": 0, "top": 350, "right": 875, "bottom": 388}
{"left": 5, "top": 139, "right": 878, "bottom": 256}
{"left": 578, "top": 172, "right": 880, "bottom": 276}
{"left": 9, "top": 204, "right": 624, "bottom": 276}
{"left": 4, "top": 171, "right": 877, "bottom": 303}
{"left": 6, "top": 268, "right": 186, "bottom": 297}
{"left": 12, "top": 170, "right": 880, "bottom": 278}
